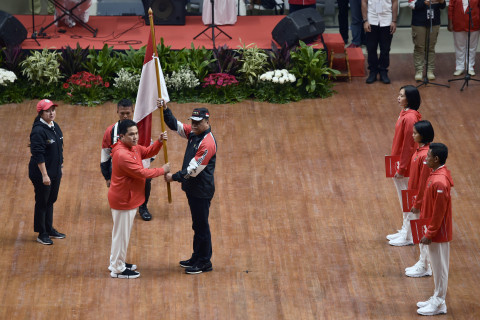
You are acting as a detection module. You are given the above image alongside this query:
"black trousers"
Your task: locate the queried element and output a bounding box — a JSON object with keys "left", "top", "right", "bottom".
{"left": 337, "top": 0, "right": 349, "bottom": 43}
{"left": 366, "top": 25, "right": 393, "bottom": 72}
{"left": 143, "top": 178, "right": 152, "bottom": 206}
{"left": 31, "top": 177, "right": 61, "bottom": 236}
{"left": 187, "top": 196, "right": 212, "bottom": 263}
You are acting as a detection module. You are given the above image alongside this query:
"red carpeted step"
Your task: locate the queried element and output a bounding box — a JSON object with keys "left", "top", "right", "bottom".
{"left": 346, "top": 47, "right": 365, "bottom": 77}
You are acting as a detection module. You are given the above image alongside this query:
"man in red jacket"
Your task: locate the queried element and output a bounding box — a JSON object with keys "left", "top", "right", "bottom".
{"left": 416, "top": 143, "right": 453, "bottom": 316}
{"left": 108, "top": 120, "right": 170, "bottom": 279}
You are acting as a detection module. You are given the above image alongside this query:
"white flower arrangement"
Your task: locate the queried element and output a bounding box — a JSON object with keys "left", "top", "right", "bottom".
{"left": 113, "top": 68, "right": 141, "bottom": 92}
{"left": 165, "top": 66, "right": 200, "bottom": 91}
{"left": 0, "top": 68, "right": 17, "bottom": 86}
{"left": 259, "top": 69, "right": 296, "bottom": 84}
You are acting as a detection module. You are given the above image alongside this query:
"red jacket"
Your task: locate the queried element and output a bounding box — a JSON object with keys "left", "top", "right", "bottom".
{"left": 289, "top": 0, "right": 316, "bottom": 4}
{"left": 448, "top": 0, "right": 480, "bottom": 32}
{"left": 421, "top": 166, "right": 454, "bottom": 242}
{"left": 108, "top": 140, "right": 165, "bottom": 210}
{"left": 391, "top": 109, "right": 421, "bottom": 177}
{"left": 407, "top": 144, "right": 431, "bottom": 210}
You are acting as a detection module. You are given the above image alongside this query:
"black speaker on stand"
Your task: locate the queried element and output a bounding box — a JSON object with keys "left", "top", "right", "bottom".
{"left": 142, "top": 0, "right": 186, "bottom": 25}
{"left": 272, "top": 8, "right": 325, "bottom": 47}
{"left": 0, "top": 11, "right": 28, "bottom": 48}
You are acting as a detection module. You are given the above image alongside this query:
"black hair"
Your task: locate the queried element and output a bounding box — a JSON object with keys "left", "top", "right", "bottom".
{"left": 117, "top": 98, "right": 133, "bottom": 109}
{"left": 33, "top": 111, "right": 44, "bottom": 125}
{"left": 400, "top": 85, "right": 421, "bottom": 110}
{"left": 429, "top": 143, "right": 448, "bottom": 165}
{"left": 118, "top": 119, "right": 137, "bottom": 135}
{"left": 414, "top": 120, "right": 434, "bottom": 144}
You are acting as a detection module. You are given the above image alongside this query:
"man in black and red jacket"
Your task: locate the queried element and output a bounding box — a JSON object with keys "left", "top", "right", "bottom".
{"left": 159, "top": 99, "right": 217, "bottom": 275}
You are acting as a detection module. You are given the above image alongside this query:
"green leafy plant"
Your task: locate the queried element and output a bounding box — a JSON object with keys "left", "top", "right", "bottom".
{"left": 156, "top": 38, "right": 187, "bottom": 74}
{"left": 115, "top": 45, "right": 145, "bottom": 74}
{"left": 63, "top": 71, "right": 109, "bottom": 106}
{"left": 84, "top": 44, "right": 120, "bottom": 82}
{"left": 185, "top": 43, "right": 215, "bottom": 81}
{"left": 2, "top": 45, "right": 24, "bottom": 75}
{"left": 20, "top": 48, "right": 61, "bottom": 85}
{"left": 211, "top": 45, "right": 242, "bottom": 76}
{"left": 290, "top": 41, "right": 339, "bottom": 98}
{"left": 236, "top": 42, "right": 268, "bottom": 86}
{"left": 59, "top": 43, "right": 89, "bottom": 79}
{"left": 266, "top": 41, "right": 294, "bottom": 71}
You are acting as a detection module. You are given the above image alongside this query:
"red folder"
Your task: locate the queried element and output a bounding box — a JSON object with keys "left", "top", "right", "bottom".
{"left": 385, "top": 155, "right": 400, "bottom": 177}
{"left": 402, "top": 189, "right": 418, "bottom": 212}
{"left": 410, "top": 218, "right": 431, "bottom": 244}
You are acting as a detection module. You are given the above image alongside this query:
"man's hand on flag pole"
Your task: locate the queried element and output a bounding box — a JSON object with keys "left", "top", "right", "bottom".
{"left": 158, "top": 131, "right": 168, "bottom": 143}
{"left": 157, "top": 98, "right": 168, "bottom": 110}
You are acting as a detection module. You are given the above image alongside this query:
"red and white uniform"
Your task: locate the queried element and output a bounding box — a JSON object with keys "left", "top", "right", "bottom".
{"left": 408, "top": 144, "right": 431, "bottom": 211}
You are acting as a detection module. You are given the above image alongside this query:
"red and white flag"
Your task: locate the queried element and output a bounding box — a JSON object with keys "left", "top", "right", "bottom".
{"left": 134, "top": 33, "right": 169, "bottom": 148}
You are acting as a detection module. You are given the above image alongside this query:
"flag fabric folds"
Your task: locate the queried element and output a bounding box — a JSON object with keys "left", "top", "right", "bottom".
{"left": 134, "top": 34, "right": 170, "bottom": 148}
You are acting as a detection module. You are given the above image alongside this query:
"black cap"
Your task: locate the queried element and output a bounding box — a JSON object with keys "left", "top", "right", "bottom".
{"left": 189, "top": 108, "right": 210, "bottom": 121}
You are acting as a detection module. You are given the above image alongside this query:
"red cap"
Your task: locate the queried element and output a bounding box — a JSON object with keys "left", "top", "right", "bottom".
{"left": 36, "top": 99, "right": 58, "bottom": 113}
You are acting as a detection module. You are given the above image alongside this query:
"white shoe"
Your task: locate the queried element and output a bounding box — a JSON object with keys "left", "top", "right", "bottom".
{"left": 469, "top": 70, "right": 476, "bottom": 76}
{"left": 405, "top": 260, "right": 423, "bottom": 272}
{"left": 417, "top": 301, "right": 447, "bottom": 316}
{"left": 386, "top": 232, "right": 404, "bottom": 241}
{"left": 427, "top": 72, "right": 436, "bottom": 80}
{"left": 417, "top": 297, "right": 434, "bottom": 308}
{"left": 388, "top": 236, "right": 413, "bottom": 247}
{"left": 415, "top": 71, "right": 423, "bottom": 81}
{"left": 453, "top": 69, "right": 464, "bottom": 76}
{"left": 406, "top": 264, "right": 432, "bottom": 277}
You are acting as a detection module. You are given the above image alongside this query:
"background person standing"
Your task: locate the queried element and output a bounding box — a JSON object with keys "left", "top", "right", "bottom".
{"left": 29, "top": 99, "right": 65, "bottom": 245}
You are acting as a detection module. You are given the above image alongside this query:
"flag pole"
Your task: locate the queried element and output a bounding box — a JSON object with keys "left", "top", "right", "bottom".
{"left": 149, "top": 8, "right": 172, "bottom": 203}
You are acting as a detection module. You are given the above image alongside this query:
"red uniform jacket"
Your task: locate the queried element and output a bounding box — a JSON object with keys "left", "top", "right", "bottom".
{"left": 108, "top": 140, "right": 165, "bottom": 210}
{"left": 421, "top": 166, "right": 454, "bottom": 242}
{"left": 391, "top": 109, "right": 421, "bottom": 177}
{"left": 448, "top": 0, "right": 480, "bottom": 32}
{"left": 407, "top": 144, "right": 431, "bottom": 210}
{"left": 289, "top": 0, "right": 316, "bottom": 4}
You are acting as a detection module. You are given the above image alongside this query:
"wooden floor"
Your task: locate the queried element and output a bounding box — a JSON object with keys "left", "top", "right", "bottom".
{"left": 1, "top": 53, "right": 480, "bottom": 319}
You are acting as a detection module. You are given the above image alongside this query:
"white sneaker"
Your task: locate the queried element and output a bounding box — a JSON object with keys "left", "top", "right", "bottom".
{"left": 427, "top": 72, "right": 436, "bottom": 80}
{"left": 386, "top": 232, "right": 403, "bottom": 241}
{"left": 415, "top": 71, "right": 423, "bottom": 81}
{"left": 406, "top": 264, "right": 432, "bottom": 277}
{"left": 405, "top": 260, "right": 423, "bottom": 272}
{"left": 388, "top": 236, "right": 413, "bottom": 246}
{"left": 417, "top": 301, "right": 447, "bottom": 316}
{"left": 469, "top": 70, "right": 476, "bottom": 76}
{"left": 417, "top": 297, "right": 434, "bottom": 308}
{"left": 453, "top": 69, "right": 464, "bottom": 76}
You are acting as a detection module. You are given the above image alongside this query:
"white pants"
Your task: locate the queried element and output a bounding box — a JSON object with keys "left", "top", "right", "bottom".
{"left": 453, "top": 30, "right": 480, "bottom": 71}
{"left": 393, "top": 176, "right": 409, "bottom": 229}
{"left": 418, "top": 243, "right": 430, "bottom": 266}
{"left": 428, "top": 242, "right": 450, "bottom": 305}
{"left": 109, "top": 208, "right": 137, "bottom": 274}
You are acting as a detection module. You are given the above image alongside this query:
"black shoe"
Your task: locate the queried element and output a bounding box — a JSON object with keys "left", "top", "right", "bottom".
{"left": 37, "top": 234, "right": 53, "bottom": 245}
{"left": 179, "top": 258, "right": 197, "bottom": 268}
{"left": 379, "top": 71, "right": 390, "bottom": 84}
{"left": 366, "top": 72, "right": 377, "bottom": 84}
{"left": 185, "top": 261, "right": 213, "bottom": 274}
{"left": 139, "top": 205, "right": 152, "bottom": 221}
{"left": 110, "top": 269, "right": 140, "bottom": 279}
{"left": 49, "top": 228, "right": 66, "bottom": 239}
{"left": 125, "top": 262, "right": 137, "bottom": 271}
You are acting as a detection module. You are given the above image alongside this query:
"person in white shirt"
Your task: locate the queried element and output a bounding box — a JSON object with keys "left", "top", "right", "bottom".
{"left": 362, "top": 0, "right": 398, "bottom": 84}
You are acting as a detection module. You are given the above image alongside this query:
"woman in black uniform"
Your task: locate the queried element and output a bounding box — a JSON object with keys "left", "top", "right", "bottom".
{"left": 29, "top": 99, "right": 66, "bottom": 245}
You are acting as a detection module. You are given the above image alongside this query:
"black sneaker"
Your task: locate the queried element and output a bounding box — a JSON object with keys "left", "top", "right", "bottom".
{"left": 366, "top": 71, "right": 378, "bottom": 84}
{"left": 185, "top": 261, "right": 213, "bottom": 274}
{"left": 37, "top": 235, "right": 53, "bottom": 245}
{"left": 139, "top": 205, "right": 152, "bottom": 221}
{"left": 179, "top": 258, "right": 197, "bottom": 268}
{"left": 110, "top": 269, "right": 140, "bottom": 279}
{"left": 125, "top": 262, "right": 137, "bottom": 271}
{"left": 379, "top": 71, "right": 391, "bottom": 84}
{"left": 49, "top": 228, "right": 66, "bottom": 239}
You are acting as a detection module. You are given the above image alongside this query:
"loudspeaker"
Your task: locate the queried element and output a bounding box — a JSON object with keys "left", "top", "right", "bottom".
{"left": 141, "top": 0, "right": 186, "bottom": 25}
{"left": 0, "top": 11, "right": 27, "bottom": 47}
{"left": 272, "top": 8, "right": 325, "bottom": 47}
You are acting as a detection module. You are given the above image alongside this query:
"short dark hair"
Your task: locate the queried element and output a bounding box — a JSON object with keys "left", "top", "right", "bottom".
{"left": 400, "top": 85, "right": 421, "bottom": 110}
{"left": 430, "top": 143, "right": 448, "bottom": 165}
{"left": 414, "top": 120, "right": 434, "bottom": 144}
{"left": 118, "top": 119, "right": 137, "bottom": 135}
{"left": 117, "top": 98, "right": 133, "bottom": 109}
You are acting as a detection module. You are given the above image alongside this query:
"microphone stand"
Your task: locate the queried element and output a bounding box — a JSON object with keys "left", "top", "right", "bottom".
{"left": 447, "top": 0, "right": 480, "bottom": 90}
{"left": 30, "top": 0, "right": 41, "bottom": 46}
{"left": 417, "top": 0, "right": 449, "bottom": 88}
{"left": 194, "top": 0, "right": 232, "bottom": 48}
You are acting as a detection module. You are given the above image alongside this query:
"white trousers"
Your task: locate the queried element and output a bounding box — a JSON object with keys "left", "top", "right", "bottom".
{"left": 393, "top": 176, "right": 409, "bottom": 230}
{"left": 109, "top": 208, "right": 137, "bottom": 274}
{"left": 418, "top": 243, "right": 430, "bottom": 266}
{"left": 453, "top": 30, "right": 480, "bottom": 71}
{"left": 428, "top": 242, "right": 450, "bottom": 305}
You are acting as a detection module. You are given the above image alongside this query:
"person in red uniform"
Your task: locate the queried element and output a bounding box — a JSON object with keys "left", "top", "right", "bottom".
{"left": 101, "top": 99, "right": 154, "bottom": 221}
{"left": 108, "top": 119, "right": 170, "bottom": 279}
{"left": 387, "top": 85, "right": 422, "bottom": 240}
{"left": 389, "top": 120, "right": 434, "bottom": 249}
{"left": 416, "top": 143, "right": 453, "bottom": 316}
{"left": 288, "top": 0, "right": 316, "bottom": 13}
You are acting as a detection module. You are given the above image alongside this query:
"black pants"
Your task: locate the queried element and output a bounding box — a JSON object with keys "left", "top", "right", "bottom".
{"left": 143, "top": 178, "right": 152, "bottom": 206}
{"left": 366, "top": 25, "right": 393, "bottom": 72}
{"left": 31, "top": 177, "right": 61, "bottom": 236}
{"left": 337, "top": 0, "right": 349, "bottom": 43}
{"left": 187, "top": 196, "right": 212, "bottom": 263}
